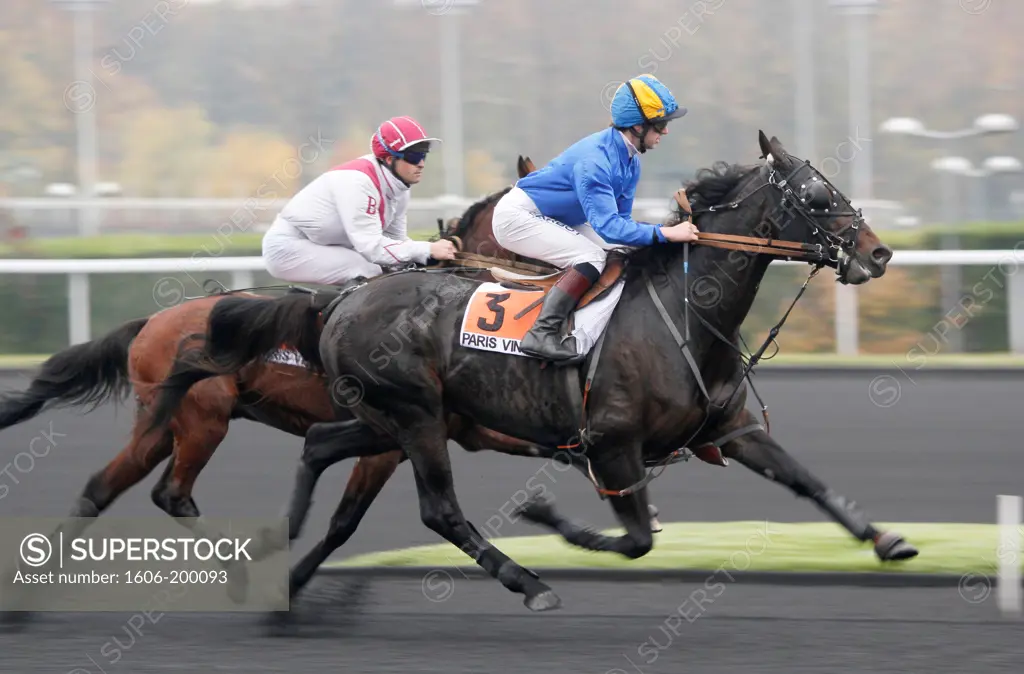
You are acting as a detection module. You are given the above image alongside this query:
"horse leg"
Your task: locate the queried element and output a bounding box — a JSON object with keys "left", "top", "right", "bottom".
{"left": 244, "top": 420, "right": 405, "bottom": 562}
{"left": 513, "top": 442, "right": 655, "bottom": 559}
{"left": 287, "top": 453, "right": 404, "bottom": 601}
{"left": 50, "top": 416, "right": 175, "bottom": 550}
{"left": 271, "top": 415, "right": 573, "bottom": 553}
{"left": 451, "top": 421, "right": 663, "bottom": 533}
{"left": 70, "top": 408, "right": 176, "bottom": 522}
{"left": 254, "top": 415, "right": 529, "bottom": 562}
{"left": 392, "top": 415, "right": 561, "bottom": 612}
{"left": 148, "top": 402, "right": 254, "bottom": 602}
{"left": 281, "top": 414, "right": 532, "bottom": 543}
{"left": 721, "top": 423, "right": 918, "bottom": 561}
{"left": 282, "top": 419, "right": 398, "bottom": 540}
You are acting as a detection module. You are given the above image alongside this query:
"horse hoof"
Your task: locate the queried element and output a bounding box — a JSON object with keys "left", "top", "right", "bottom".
{"left": 874, "top": 532, "right": 919, "bottom": 561}
{"left": 648, "top": 504, "right": 663, "bottom": 533}
{"left": 513, "top": 495, "right": 557, "bottom": 527}
{"left": 524, "top": 589, "right": 562, "bottom": 612}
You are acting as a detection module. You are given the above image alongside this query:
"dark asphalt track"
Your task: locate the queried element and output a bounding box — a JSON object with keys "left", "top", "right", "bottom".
{"left": 0, "top": 368, "right": 1022, "bottom": 671}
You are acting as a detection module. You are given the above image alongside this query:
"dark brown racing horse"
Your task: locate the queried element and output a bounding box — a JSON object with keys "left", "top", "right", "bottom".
{"left": 157, "top": 132, "right": 916, "bottom": 613}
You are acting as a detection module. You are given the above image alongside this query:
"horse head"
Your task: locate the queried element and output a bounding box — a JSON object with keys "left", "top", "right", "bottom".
{"left": 657, "top": 130, "right": 890, "bottom": 289}
{"left": 752, "top": 130, "right": 891, "bottom": 284}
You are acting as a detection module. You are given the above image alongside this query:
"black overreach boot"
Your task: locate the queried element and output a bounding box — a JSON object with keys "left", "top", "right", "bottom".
{"left": 519, "top": 263, "right": 600, "bottom": 365}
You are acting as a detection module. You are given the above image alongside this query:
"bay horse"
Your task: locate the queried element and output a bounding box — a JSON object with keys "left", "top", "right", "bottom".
{"left": 173, "top": 131, "right": 916, "bottom": 612}
{"left": 0, "top": 156, "right": 578, "bottom": 617}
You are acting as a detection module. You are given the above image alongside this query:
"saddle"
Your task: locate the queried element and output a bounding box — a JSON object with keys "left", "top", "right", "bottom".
{"left": 488, "top": 251, "right": 629, "bottom": 313}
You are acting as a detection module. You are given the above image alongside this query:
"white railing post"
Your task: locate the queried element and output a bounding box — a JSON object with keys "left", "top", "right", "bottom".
{"left": 997, "top": 494, "right": 1022, "bottom": 617}
{"left": 834, "top": 282, "right": 859, "bottom": 355}
{"left": 1008, "top": 269, "right": 1024, "bottom": 354}
{"left": 67, "top": 272, "right": 91, "bottom": 345}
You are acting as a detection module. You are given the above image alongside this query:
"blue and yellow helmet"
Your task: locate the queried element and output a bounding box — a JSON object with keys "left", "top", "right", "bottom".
{"left": 610, "top": 74, "right": 687, "bottom": 128}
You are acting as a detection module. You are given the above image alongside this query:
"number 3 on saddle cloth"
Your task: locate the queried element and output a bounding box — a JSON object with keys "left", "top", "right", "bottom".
{"left": 459, "top": 257, "right": 627, "bottom": 359}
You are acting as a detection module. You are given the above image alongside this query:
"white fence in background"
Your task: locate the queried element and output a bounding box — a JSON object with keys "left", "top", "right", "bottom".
{"left": 2, "top": 250, "right": 1024, "bottom": 354}
{"left": 0, "top": 196, "right": 678, "bottom": 237}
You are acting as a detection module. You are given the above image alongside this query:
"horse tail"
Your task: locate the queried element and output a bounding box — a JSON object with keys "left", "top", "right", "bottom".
{"left": 201, "top": 291, "right": 335, "bottom": 373}
{"left": 0, "top": 317, "right": 149, "bottom": 430}
{"left": 143, "top": 292, "right": 335, "bottom": 436}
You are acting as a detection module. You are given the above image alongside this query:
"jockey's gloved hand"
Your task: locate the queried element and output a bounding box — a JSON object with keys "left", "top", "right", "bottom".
{"left": 429, "top": 238, "right": 458, "bottom": 261}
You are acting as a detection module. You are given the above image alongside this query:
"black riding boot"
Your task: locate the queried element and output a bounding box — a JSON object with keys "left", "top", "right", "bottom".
{"left": 519, "top": 263, "right": 599, "bottom": 365}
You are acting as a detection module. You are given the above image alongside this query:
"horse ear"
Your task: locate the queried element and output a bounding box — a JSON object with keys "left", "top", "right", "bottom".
{"left": 758, "top": 130, "right": 772, "bottom": 159}
{"left": 769, "top": 135, "right": 788, "bottom": 158}
{"left": 517, "top": 155, "right": 536, "bottom": 178}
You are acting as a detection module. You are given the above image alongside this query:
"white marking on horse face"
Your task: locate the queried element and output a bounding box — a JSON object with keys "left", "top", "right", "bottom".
{"left": 766, "top": 153, "right": 774, "bottom": 164}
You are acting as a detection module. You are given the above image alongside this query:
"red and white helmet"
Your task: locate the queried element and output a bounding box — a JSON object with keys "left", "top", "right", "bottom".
{"left": 371, "top": 116, "right": 442, "bottom": 161}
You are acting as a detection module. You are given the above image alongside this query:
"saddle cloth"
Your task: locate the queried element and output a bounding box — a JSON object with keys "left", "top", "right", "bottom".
{"left": 458, "top": 279, "right": 625, "bottom": 358}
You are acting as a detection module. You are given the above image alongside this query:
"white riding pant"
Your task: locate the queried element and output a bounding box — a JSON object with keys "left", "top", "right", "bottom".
{"left": 262, "top": 217, "right": 382, "bottom": 285}
{"left": 491, "top": 185, "right": 629, "bottom": 356}
{"left": 492, "top": 186, "right": 618, "bottom": 273}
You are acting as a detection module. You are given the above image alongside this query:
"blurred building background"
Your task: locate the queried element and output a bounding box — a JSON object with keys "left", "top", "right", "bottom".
{"left": 1, "top": 0, "right": 1023, "bottom": 357}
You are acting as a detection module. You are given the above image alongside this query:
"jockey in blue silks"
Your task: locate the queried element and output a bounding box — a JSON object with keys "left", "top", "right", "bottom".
{"left": 492, "top": 74, "right": 699, "bottom": 364}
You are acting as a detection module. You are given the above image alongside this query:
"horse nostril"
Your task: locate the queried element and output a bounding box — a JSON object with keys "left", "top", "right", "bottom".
{"left": 872, "top": 245, "right": 893, "bottom": 266}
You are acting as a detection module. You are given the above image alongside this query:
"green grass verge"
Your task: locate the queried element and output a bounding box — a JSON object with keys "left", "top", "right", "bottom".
{"left": 753, "top": 352, "right": 1024, "bottom": 368}
{"left": 328, "top": 521, "right": 1014, "bottom": 575}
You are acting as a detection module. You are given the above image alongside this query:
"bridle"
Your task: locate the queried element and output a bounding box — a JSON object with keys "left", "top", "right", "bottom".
{"left": 686, "top": 152, "right": 865, "bottom": 279}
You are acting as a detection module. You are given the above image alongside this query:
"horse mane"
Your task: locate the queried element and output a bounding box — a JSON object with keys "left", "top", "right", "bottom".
{"left": 625, "top": 160, "right": 763, "bottom": 271}
{"left": 449, "top": 185, "right": 513, "bottom": 240}
{"left": 683, "top": 160, "right": 761, "bottom": 212}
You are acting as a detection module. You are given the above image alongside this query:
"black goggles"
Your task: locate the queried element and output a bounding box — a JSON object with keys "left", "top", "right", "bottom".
{"left": 399, "top": 149, "right": 428, "bottom": 165}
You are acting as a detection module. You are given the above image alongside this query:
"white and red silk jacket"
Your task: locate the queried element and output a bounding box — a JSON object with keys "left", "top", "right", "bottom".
{"left": 271, "top": 154, "right": 432, "bottom": 266}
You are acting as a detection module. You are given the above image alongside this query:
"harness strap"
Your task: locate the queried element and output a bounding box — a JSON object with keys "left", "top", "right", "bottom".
{"left": 643, "top": 272, "right": 712, "bottom": 402}
{"left": 700, "top": 423, "right": 764, "bottom": 451}
{"left": 586, "top": 421, "right": 766, "bottom": 498}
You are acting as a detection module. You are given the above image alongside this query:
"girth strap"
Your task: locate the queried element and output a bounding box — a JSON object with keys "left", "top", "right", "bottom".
{"left": 587, "top": 423, "right": 764, "bottom": 498}
{"left": 557, "top": 328, "right": 608, "bottom": 451}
